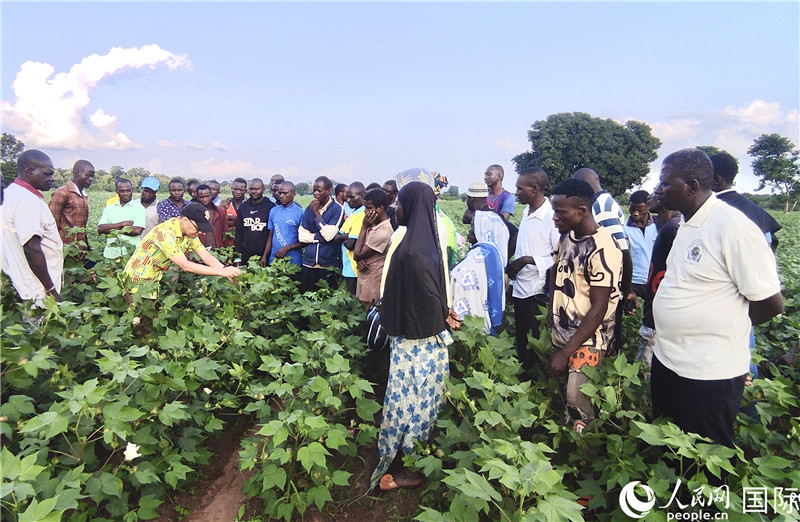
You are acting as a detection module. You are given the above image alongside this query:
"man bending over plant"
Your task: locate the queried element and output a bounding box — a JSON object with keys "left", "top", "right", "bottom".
{"left": 546, "top": 178, "right": 623, "bottom": 434}
{"left": 124, "top": 202, "right": 241, "bottom": 289}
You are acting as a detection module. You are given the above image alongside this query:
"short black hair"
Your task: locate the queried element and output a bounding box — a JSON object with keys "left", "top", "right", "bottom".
{"left": 17, "top": 149, "right": 51, "bottom": 174}
{"left": 196, "top": 183, "right": 211, "bottom": 193}
{"left": 72, "top": 159, "right": 93, "bottom": 174}
{"left": 709, "top": 152, "right": 739, "bottom": 184}
{"left": 663, "top": 148, "right": 713, "bottom": 190}
{"left": 334, "top": 183, "right": 347, "bottom": 195}
{"left": 365, "top": 182, "right": 382, "bottom": 192}
{"left": 348, "top": 181, "right": 365, "bottom": 195}
{"left": 187, "top": 179, "right": 198, "bottom": 188}
{"left": 365, "top": 189, "right": 389, "bottom": 209}
{"left": 232, "top": 177, "right": 247, "bottom": 186}
{"left": 629, "top": 190, "right": 649, "bottom": 205}
{"left": 383, "top": 180, "right": 398, "bottom": 192}
{"left": 551, "top": 178, "right": 594, "bottom": 206}
{"left": 169, "top": 178, "right": 184, "bottom": 188}
{"left": 519, "top": 166, "right": 548, "bottom": 191}
{"left": 115, "top": 178, "right": 132, "bottom": 189}
{"left": 315, "top": 176, "right": 332, "bottom": 190}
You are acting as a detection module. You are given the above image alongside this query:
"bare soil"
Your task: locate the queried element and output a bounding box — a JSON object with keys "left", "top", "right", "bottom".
{"left": 157, "top": 373, "right": 423, "bottom": 522}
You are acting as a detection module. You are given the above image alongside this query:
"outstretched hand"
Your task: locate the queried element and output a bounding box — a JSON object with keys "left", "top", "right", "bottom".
{"left": 221, "top": 265, "right": 242, "bottom": 283}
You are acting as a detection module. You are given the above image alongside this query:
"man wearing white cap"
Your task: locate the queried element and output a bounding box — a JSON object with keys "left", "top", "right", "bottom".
{"left": 462, "top": 181, "right": 490, "bottom": 225}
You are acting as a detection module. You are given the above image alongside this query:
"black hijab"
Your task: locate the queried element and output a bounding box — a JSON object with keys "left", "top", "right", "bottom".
{"left": 382, "top": 182, "right": 449, "bottom": 339}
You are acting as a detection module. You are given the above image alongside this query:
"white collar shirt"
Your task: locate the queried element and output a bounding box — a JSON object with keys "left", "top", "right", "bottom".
{"left": 511, "top": 198, "right": 561, "bottom": 298}
{"left": 653, "top": 194, "right": 781, "bottom": 380}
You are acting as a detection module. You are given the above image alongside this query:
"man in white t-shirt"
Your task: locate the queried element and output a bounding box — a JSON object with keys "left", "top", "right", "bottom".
{"left": 652, "top": 148, "right": 783, "bottom": 450}
{"left": 1, "top": 150, "right": 64, "bottom": 305}
{"left": 506, "top": 167, "right": 560, "bottom": 373}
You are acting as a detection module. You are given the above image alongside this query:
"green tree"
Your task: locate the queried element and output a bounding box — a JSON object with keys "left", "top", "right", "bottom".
{"left": 1, "top": 132, "right": 25, "bottom": 185}
{"left": 512, "top": 112, "right": 662, "bottom": 196}
{"left": 295, "top": 182, "right": 311, "bottom": 196}
{"left": 696, "top": 145, "right": 723, "bottom": 157}
{"left": 748, "top": 133, "right": 800, "bottom": 213}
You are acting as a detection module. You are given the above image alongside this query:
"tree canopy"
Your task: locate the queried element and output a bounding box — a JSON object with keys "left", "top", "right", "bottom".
{"left": 748, "top": 133, "right": 799, "bottom": 213}
{"left": 695, "top": 145, "right": 723, "bottom": 158}
{"left": 1, "top": 133, "right": 25, "bottom": 186}
{"left": 512, "top": 112, "right": 662, "bottom": 196}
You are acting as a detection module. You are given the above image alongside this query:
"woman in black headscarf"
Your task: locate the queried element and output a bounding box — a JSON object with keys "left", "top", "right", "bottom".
{"left": 369, "top": 181, "right": 456, "bottom": 491}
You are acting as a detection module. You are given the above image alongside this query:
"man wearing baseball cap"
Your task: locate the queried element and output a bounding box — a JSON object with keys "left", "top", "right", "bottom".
{"left": 124, "top": 202, "right": 241, "bottom": 288}
{"left": 138, "top": 177, "right": 161, "bottom": 238}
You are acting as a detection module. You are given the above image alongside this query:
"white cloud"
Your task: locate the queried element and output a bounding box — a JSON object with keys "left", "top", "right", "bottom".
{"left": 723, "top": 99, "right": 783, "bottom": 127}
{"left": 211, "top": 141, "right": 231, "bottom": 152}
{"left": 645, "top": 99, "right": 799, "bottom": 193}
{"left": 146, "top": 158, "right": 164, "bottom": 173}
{"left": 186, "top": 157, "right": 361, "bottom": 183}
{"left": 314, "top": 161, "right": 360, "bottom": 183}
{"left": 157, "top": 139, "right": 180, "bottom": 149}
{"left": 189, "top": 157, "right": 267, "bottom": 179}
{"left": 650, "top": 118, "right": 701, "bottom": 142}
{"left": 182, "top": 141, "right": 204, "bottom": 151}
{"left": 1, "top": 45, "right": 190, "bottom": 150}
{"left": 89, "top": 109, "right": 117, "bottom": 129}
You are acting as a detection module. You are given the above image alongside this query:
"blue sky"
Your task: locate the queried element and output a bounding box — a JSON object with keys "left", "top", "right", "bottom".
{"left": 3, "top": 2, "right": 798, "bottom": 194}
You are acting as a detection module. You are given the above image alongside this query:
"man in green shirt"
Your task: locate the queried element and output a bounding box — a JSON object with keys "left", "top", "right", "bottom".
{"left": 98, "top": 178, "right": 146, "bottom": 259}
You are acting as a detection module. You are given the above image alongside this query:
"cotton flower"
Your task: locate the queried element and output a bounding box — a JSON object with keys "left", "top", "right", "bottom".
{"left": 203, "top": 387, "right": 212, "bottom": 395}
{"left": 123, "top": 442, "right": 141, "bottom": 461}
{"left": 132, "top": 317, "right": 141, "bottom": 326}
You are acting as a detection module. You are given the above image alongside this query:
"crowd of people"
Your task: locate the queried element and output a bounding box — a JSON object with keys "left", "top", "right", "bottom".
{"left": 1, "top": 148, "right": 785, "bottom": 494}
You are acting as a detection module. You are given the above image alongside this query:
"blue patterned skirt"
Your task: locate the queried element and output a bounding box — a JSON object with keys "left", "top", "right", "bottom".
{"left": 369, "top": 331, "right": 452, "bottom": 490}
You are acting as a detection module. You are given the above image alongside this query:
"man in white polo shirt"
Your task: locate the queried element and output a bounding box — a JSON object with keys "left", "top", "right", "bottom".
{"left": 652, "top": 148, "right": 783, "bottom": 450}
{"left": 506, "top": 167, "right": 560, "bottom": 374}
{"left": 1, "top": 149, "right": 63, "bottom": 305}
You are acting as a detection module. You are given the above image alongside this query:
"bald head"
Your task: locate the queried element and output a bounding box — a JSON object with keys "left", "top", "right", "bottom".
{"left": 572, "top": 168, "right": 601, "bottom": 193}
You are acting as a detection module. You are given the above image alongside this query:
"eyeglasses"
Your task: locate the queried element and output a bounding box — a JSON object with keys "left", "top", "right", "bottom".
{"left": 186, "top": 219, "right": 200, "bottom": 235}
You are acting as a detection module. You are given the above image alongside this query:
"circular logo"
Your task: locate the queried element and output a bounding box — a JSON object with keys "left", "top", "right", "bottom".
{"left": 619, "top": 481, "right": 656, "bottom": 519}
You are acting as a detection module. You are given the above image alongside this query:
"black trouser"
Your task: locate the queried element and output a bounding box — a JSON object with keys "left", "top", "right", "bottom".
{"left": 651, "top": 356, "right": 744, "bottom": 449}
{"left": 344, "top": 276, "right": 357, "bottom": 294}
{"left": 513, "top": 294, "right": 547, "bottom": 373}
{"left": 301, "top": 266, "right": 338, "bottom": 293}
{"left": 651, "top": 356, "right": 744, "bottom": 484}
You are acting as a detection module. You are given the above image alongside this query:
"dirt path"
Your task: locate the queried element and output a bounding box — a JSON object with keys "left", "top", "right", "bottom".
{"left": 156, "top": 415, "right": 254, "bottom": 522}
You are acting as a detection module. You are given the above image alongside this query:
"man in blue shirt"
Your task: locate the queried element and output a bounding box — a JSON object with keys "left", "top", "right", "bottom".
{"left": 298, "top": 176, "right": 346, "bottom": 292}
{"left": 622, "top": 190, "right": 657, "bottom": 309}
{"left": 261, "top": 181, "right": 304, "bottom": 267}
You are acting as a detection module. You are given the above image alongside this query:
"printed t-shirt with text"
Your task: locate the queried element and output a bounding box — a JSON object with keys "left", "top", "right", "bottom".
{"left": 124, "top": 218, "right": 205, "bottom": 282}
{"left": 550, "top": 226, "right": 622, "bottom": 351}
